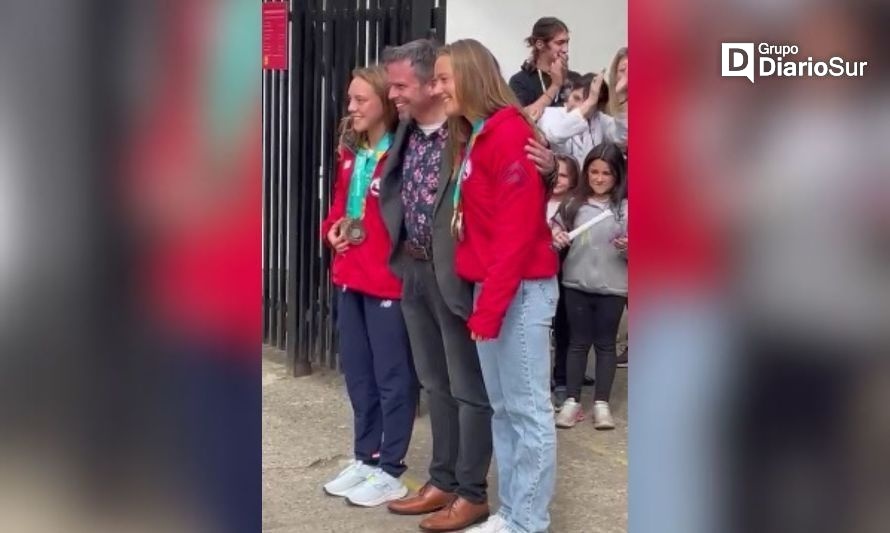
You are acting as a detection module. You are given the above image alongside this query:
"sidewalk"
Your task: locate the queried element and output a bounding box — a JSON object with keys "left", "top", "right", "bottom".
{"left": 263, "top": 347, "right": 627, "bottom": 533}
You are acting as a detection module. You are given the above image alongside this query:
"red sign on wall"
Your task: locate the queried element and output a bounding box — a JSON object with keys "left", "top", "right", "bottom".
{"left": 262, "top": 2, "right": 289, "bottom": 70}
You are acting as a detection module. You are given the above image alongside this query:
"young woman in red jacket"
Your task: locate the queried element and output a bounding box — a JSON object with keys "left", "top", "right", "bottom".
{"left": 319, "top": 66, "right": 417, "bottom": 508}
{"left": 433, "top": 40, "right": 560, "bottom": 533}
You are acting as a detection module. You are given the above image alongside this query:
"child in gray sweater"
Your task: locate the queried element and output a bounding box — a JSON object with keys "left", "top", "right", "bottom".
{"left": 550, "top": 143, "right": 628, "bottom": 430}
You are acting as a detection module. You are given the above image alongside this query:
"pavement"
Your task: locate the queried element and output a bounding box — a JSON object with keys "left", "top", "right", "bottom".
{"left": 263, "top": 346, "right": 627, "bottom": 533}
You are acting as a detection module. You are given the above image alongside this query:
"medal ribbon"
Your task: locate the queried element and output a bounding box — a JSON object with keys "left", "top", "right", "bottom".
{"left": 451, "top": 119, "right": 486, "bottom": 213}
{"left": 345, "top": 132, "right": 393, "bottom": 219}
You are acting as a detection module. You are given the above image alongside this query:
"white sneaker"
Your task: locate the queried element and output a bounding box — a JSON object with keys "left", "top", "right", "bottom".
{"left": 345, "top": 468, "right": 408, "bottom": 507}
{"left": 555, "top": 398, "right": 583, "bottom": 428}
{"left": 593, "top": 401, "right": 615, "bottom": 430}
{"left": 323, "top": 460, "right": 375, "bottom": 497}
{"left": 464, "top": 513, "right": 508, "bottom": 532}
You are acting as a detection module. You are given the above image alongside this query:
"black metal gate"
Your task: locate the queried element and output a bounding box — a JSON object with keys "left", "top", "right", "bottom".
{"left": 262, "top": 0, "right": 447, "bottom": 376}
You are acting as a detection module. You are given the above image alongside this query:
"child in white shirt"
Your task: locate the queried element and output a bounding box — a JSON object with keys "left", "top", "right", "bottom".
{"left": 538, "top": 72, "right": 627, "bottom": 166}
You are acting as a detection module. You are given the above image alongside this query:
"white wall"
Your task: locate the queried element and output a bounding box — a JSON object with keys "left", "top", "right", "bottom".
{"left": 446, "top": 0, "right": 627, "bottom": 78}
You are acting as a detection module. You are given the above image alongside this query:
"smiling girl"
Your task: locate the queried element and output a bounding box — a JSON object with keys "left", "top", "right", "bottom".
{"left": 551, "top": 143, "right": 628, "bottom": 431}
{"left": 433, "top": 39, "right": 559, "bottom": 533}
{"left": 320, "top": 66, "right": 417, "bottom": 508}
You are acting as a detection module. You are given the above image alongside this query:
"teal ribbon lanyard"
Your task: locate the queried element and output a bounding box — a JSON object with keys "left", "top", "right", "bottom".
{"left": 345, "top": 132, "right": 393, "bottom": 219}
{"left": 452, "top": 119, "right": 486, "bottom": 211}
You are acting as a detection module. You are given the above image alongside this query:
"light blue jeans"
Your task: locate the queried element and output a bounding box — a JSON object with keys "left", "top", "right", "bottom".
{"left": 474, "top": 278, "right": 558, "bottom": 533}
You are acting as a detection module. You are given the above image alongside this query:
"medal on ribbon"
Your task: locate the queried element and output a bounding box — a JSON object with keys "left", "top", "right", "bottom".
{"left": 339, "top": 218, "right": 367, "bottom": 245}
{"left": 450, "top": 119, "right": 485, "bottom": 241}
{"left": 343, "top": 132, "right": 393, "bottom": 245}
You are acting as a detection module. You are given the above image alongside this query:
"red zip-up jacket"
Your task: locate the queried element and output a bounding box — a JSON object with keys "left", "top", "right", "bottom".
{"left": 321, "top": 144, "right": 403, "bottom": 300}
{"left": 456, "top": 106, "right": 559, "bottom": 338}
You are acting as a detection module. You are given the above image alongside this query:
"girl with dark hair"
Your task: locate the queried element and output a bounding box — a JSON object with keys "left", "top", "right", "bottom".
{"left": 508, "top": 17, "right": 576, "bottom": 121}
{"left": 548, "top": 155, "right": 579, "bottom": 413}
{"left": 551, "top": 143, "right": 628, "bottom": 430}
{"left": 547, "top": 154, "right": 580, "bottom": 221}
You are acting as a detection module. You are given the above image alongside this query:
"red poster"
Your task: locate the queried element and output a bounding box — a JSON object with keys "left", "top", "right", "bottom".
{"left": 262, "top": 2, "right": 288, "bottom": 70}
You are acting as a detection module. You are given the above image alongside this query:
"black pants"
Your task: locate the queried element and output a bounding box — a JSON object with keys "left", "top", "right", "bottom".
{"left": 338, "top": 288, "right": 418, "bottom": 478}
{"left": 401, "top": 259, "right": 493, "bottom": 503}
{"left": 564, "top": 288, "right": 627, "bottom": 402}
{"left": 552, "top": 281, "right": 570, "bottom": 388}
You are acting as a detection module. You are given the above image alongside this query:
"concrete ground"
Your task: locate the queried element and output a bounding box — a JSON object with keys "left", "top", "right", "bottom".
{"left": 263, "top": 347, "right": 627, "bottom": 533}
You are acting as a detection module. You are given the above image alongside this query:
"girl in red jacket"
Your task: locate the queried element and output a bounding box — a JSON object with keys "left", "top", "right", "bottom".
{"left": 433, "top": 40, "right": 560, "bottom": 533}
{"left": 320, "top": 66, "right": 417, "bottom": 508}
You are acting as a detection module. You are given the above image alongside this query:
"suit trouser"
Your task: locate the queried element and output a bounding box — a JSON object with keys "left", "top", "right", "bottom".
{"left": 400, "top": 259, "right": 492, "bottom": 503}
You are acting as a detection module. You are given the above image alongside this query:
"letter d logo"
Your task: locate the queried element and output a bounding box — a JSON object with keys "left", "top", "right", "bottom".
{"left": 722, "top": 43, "right": 755, "bottom": 83}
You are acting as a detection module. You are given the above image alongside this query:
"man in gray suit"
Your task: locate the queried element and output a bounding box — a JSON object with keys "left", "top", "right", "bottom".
{"left": 379, "top": 39, "right": 556, "bottom": 532}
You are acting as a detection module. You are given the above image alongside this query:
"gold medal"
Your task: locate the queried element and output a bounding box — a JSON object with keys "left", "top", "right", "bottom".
{"left": 340, "top": 218, "right": 367, "bottom": 245}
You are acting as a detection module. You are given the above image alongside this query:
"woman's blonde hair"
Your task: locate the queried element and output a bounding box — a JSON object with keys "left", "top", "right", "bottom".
{"left": 338, "top": 65, "right": 398, "bottom": 150}
{"left": 607, "top": 47, "right": 628, "bottom": 116}
{"left": 436, "top": 39, "right": 540, "bottom": 176}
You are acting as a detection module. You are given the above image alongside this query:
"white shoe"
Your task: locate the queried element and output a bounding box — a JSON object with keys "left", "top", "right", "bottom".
{"left": 555, "top": 398, "right": 583, "bottom": 428}
{"left": 323, "top": 460, "right": 376, "bottom": 497}
{"left": 464, "top": 513, "right": 508, "bottom": 532}
{"left": 345, "top": 468, "right": 408, "bottom": 507}
{"left": 593, "top": 401, "right": 615, "bottom": 430}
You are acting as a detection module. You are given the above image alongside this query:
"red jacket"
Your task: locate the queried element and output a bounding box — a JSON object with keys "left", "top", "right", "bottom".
{"left": 456, "top": 107, "right": 559, "bottom": 338}
{"left": 321, "top": 145, "right": 403, "bottom": 300}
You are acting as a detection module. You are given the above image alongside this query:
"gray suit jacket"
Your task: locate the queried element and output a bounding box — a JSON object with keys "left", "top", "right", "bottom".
{"left": 379, "top": 120, "right": 474, "bottom": 320}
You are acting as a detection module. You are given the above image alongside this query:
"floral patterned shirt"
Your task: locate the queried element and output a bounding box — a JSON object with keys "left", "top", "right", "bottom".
{"left": 401, "top": 123, "right": 448, "bottom": 252}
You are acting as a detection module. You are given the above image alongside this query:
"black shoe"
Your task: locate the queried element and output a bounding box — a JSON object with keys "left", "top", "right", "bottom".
{"left": 583, "top": 375, "right": 595, "bottom": 386}
{"left": 617, "top": 348, "right": 628, "bottom": 368}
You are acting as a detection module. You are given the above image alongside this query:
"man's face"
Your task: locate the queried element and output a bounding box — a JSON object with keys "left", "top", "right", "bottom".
{"left": 539, "top": 31, "right": 570, "bottom": 64}
{"left": 385, "top": 59, "right": 433, "bottom": 119}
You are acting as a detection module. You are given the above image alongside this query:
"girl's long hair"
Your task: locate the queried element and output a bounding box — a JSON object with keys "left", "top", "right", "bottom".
{"left": 557, "top": 142, "right": 627, "bottom": 231}
{"left": 338, "top": 65, "right": 398, "bottom": 151}
{"left": 437, "top": 39, "right": 542, "bottom": 181}
{"left": 607, "top": 47, "right": 628, "bottom": 116}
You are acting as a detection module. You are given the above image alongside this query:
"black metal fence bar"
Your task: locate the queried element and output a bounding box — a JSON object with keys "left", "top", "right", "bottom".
{"left": 269, "top": 68, "right": 281, "bottom": 346}
{"left": 277, "top": 68, "right": 289, "bottom": 349}
{"left": 290, "top": 0, "right": 311, "bottom": 375}
{"left": 262, "top": 65, "right": 271, "bottom": 344}
{"left": 320, "top": 0, "right": 339, "bottom": 370}
{"left": 309, "top": 0, "right": 325, "bottom": 369}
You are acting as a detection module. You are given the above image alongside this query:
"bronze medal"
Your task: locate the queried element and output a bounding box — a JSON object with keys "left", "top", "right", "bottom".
{"left": 450, "top": 210, "right": 465, "bottom": 242}
{"left": 340, "top": 218, "right": 366, "bottom": 245}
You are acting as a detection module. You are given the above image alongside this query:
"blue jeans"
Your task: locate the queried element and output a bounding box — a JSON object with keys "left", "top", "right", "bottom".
{"left": 474, "top": 278, "right": 558, "bottom": 533}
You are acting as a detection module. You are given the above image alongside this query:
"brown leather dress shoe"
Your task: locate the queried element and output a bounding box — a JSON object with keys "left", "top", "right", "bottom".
{"left": 419, "top": 497, "right": 489, "bottom": 532}
{"left": 387, "top": 482, "right": 457, "bottom": 516}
